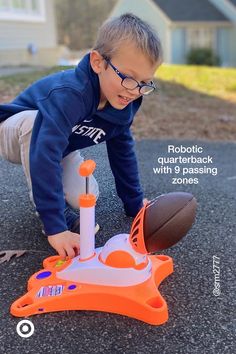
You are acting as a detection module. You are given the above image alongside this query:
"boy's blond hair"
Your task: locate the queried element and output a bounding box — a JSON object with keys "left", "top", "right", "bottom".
{"left": 93, "top": 13, "right": 162, "bottom": 65}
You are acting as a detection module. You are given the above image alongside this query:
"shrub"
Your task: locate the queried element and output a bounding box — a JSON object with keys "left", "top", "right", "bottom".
{"left": 187, "top": 48, "right": 220, "bottom": 66}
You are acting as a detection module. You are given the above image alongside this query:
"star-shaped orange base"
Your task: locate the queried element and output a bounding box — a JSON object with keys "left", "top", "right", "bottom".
{"left": 10, "top": 254, "right": 173, "bottom": 325}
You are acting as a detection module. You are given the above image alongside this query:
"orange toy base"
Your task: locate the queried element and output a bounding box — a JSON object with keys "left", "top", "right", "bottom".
{"left": 10, "top": 254, "right": 174, "bottom": 325}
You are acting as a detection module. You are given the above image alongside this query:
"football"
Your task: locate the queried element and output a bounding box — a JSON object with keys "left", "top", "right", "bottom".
{"left": 143, "top": 192, "right": 197, "bottom": 252}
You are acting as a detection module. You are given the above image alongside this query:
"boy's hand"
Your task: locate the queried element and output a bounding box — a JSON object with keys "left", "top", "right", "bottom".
{"left": 47, "top": 230, "right": 80, "bottom": 260}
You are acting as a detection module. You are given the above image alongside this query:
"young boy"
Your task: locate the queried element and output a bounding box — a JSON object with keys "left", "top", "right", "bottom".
{"left": 0, "top": 13, "right": 162, "bottom": 259}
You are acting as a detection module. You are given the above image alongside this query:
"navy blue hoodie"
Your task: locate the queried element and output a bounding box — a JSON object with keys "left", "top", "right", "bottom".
{"left": 0, "top": 53, "right": 144, "bottom": 235}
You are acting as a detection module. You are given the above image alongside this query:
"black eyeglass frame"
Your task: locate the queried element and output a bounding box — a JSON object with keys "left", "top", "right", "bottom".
{"left": 103, "top": 57, "right": 156, "bottom": 95}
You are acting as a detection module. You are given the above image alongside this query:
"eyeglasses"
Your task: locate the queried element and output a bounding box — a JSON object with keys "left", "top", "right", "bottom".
{"left": 103, "top": 57, "right": 156, "bottom": 95}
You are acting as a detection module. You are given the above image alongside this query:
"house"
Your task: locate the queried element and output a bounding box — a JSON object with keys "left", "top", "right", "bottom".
{"left": 110, "top": 0, "right": 236, "bottom": 66}
{"left": 0, "top": 0, "right": 62, "bottom": 66}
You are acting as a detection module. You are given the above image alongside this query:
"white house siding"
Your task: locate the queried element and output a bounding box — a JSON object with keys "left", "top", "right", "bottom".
{"left": 109, "top": 0, "right": 171, "bottom": 63}
{"left": 0, "top": 0, "right": 60, "bottom": 66}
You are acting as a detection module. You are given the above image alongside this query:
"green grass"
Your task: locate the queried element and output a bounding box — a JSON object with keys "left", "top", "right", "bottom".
{"left": 0, "top": 67, "right": 76, "bottom": 102}
{"left": 0, "top": 64, "right": 235, "bottom": 141}
{"left": 0, "top": 67, "right": 69, "bottom": 95}
{"left": 1, "top": 64, "right": 236, "bottom": 103}
{"left": 156, "top": 64, "right": 236, "bottom": 102}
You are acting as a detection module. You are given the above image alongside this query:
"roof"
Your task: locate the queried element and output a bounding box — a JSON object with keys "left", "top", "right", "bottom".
{"left": 153, "top": 0, "right": 230, "bottom": 22}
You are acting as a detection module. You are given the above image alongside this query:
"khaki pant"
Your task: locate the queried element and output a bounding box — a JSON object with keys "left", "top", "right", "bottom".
{"left": 0, "top": 110, "right": 99, "bottom": 209}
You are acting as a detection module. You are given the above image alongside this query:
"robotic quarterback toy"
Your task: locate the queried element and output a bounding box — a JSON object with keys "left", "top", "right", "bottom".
{"left": 11, "top": 160, "right": 197, "bottom": 325}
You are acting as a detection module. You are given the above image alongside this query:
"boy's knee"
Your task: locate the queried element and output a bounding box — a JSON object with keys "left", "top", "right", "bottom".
{"left": 62, "top": 150, "right": 99, "bottom": 209}
{"left": 90, "top": 175, "right": 99, "bottom": 200}
{"left": 65, "top": 175, "right": 99, "bottom": 210}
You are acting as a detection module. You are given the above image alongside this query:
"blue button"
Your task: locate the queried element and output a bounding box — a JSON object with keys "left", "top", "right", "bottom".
{"left": 68, "top": 284, "right": 77, "bottom": 290}
{"left": 36, "top": 271, "right": 52, "bottom": 279}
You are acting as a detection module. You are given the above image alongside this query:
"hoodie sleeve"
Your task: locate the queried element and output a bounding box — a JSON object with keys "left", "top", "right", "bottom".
{"left": 106, "top": 127, "right": 143, "bottom": 217}
{"left": 30, "top": 87, "right": 85, "bottom": 236}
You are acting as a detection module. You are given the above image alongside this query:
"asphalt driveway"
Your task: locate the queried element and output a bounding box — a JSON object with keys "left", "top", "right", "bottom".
{"left": 0, "top": 140, "right": 235, "bottom": 354}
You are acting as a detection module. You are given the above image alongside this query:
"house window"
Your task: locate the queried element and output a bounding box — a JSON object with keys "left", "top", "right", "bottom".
{"left": 0, "top": 0, "right": 45, "bottom": 21}
{"left": 187, "top": 28, "right": 215, "bottom": 50}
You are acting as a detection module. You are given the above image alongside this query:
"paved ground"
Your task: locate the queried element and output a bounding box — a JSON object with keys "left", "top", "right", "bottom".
{"left": 0, "top": 140, "right": 235, "bottom": 354}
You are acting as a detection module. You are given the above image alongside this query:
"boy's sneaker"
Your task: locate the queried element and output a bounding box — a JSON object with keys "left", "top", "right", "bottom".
{"left": 39, "top": 202, "right": 99, "bottom": 236}
{"left": 70, "top": 218, "right": 100, "bottom": 235}
{"left": 41, "top": 219, "right": 100, "bottom": 236}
